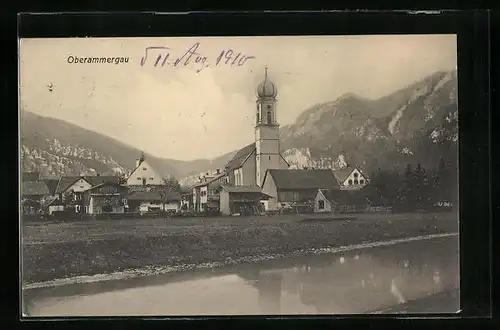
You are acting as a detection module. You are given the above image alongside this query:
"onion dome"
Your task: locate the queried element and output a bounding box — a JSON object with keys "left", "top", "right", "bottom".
{"left": 256, "top": 67, "right": 278, "bottom": 98}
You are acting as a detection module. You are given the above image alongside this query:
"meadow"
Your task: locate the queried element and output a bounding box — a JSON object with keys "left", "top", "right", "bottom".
{"left": 22, "top": 212, "right": 459, "bottom": 284}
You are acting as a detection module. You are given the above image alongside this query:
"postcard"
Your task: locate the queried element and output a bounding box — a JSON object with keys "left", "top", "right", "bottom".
{"left": 20, "top": 35, "right": 459, "bottom": 316}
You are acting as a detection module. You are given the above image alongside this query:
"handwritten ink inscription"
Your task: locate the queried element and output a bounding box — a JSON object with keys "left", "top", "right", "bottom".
{"left": 141, "top": 43, "right": 256, "bottom": 73}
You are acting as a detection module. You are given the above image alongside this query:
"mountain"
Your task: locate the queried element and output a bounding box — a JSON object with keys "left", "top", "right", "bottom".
{"left": 19, "top": 111, "right": 234, "bottom": 180}
{"left": 20, "top": 69, "right": 458, "bottom": 186}
{"left": 279, "top": 70, "right": 458, "bottom": 173}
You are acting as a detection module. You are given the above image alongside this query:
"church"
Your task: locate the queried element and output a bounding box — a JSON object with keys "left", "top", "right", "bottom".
{"left": 224, "top": 67, "right": 290, "bottom": 187}
{"left": 192, "top": 68, "right": 341, "bottom": 215}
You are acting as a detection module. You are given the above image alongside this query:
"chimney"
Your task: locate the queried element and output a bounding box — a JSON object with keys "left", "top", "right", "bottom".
{"left": 216, "top": 168, "right": 220, "bottom": 174}
{"left": 96, "top": 173, "right": 100, "bottom": 177}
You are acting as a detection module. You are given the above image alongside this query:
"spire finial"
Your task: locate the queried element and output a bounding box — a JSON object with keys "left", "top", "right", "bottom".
{"left": 264, "top": 65, "right": 268, "bottom": 79}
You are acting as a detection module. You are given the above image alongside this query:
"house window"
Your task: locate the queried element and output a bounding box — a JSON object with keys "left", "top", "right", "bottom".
{"left": 354, "top": 180, "right": 359, "bottom": 185}
{"left": 149, "top": 177, "right": 154, "bottom": 180}
{"left": 348, "top": 179, "right": 353, "bottom": 185}
{"left": 354, "top": 172, "right": 359, "bottom": 178}
{"left": 142, "top": 178, "right": 147, "bottom": 186}
{"left": 80, "top": 185, "right": 84, "bottom": 189}
{"left": 318, "top": 200, "right": 325, "bottom": 209}
{"left": 143, "top": 167, "right": 147, "bottom": 170}
{"left": 137, "top": 177, "right": 141, "bottom": 180}
{"left": 360, "top": 179, "right": 365, "bottom": 184}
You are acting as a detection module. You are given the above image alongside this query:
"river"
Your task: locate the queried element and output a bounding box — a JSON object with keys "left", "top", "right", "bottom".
{"left": 23, "top": 234, "right": 459, "bottom": 316}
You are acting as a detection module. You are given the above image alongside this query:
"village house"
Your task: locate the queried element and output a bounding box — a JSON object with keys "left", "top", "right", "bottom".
{"left": 190, "top": 172, "right": 226, "bottom": 213}
{"left": 126, "top": 152, "right": 165, "bottom": 188}
{"left": 332, "top": 167, "right": 369, "bottom": 190}
{"left": 82, "top": 182, "right": 128, "bottom": 214}
{"left": 261, "top": 169, "right": 340, "bottom": 212}
{"left": 124, "top": 152, "right": 184, "bottom": 213}
{"left": 127, "top": 191, "right": 163, "bottom": 213}
{"left": 314, "top": 189, "right": 372, "bottom": 214}
{"left": 55, "top": 175, "right": 120, "bottom": 213}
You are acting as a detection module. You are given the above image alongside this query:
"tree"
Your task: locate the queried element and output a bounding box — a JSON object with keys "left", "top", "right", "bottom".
{"left": 164, "top": 176, "right": 181, "bottom": 192}
{"left": 413, "top": 163, "right": 430, "bottom": 209}
{"left": 396, "top": 164, "right": 414, "bottom": 209}
{"left": 158, "top": 176, "right": 182, "bottom": 205}
{"left": 62, "top": 189, "right": 76, "bottom": 206}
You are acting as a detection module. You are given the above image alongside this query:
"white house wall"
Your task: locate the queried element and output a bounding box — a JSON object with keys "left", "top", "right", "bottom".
{"left": 341, "top": 168, "right": 368, "bottom": 189}
{"left": 68, "top": 178, "right": 92, "bottom": 193}
{"left": 127, "top": 160, "right": 164, "bottom": 186}
{"left": 261, "top": 173, "right": 279, "bottom": 211}
{"left": 314, "top": 190, "right": 332, "bottom": 213}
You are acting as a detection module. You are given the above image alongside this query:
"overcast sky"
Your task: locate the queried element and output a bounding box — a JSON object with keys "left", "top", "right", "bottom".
{"left": 19, "top": 35, "right": 457, "bottom": 161}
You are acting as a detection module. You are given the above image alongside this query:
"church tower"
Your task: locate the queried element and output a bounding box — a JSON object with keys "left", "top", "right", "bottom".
{"left": 255, "top": 67, "right": 286, "bottom": 186}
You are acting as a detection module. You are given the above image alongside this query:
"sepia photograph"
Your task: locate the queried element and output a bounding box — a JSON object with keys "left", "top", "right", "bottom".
{"left": 19, "top": 35, "right": 459, "bottom": 316}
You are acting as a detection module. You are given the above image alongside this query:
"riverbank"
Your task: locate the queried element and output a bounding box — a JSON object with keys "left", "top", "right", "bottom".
{"left": 22, "top": 212, "right": 458, "bottom": 284}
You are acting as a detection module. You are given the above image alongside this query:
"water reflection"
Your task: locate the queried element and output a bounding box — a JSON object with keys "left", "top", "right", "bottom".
{"left": 24, "top": 235, "right": 459, "bottom": 316}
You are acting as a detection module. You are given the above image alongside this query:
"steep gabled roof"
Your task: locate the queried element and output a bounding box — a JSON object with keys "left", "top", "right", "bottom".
{"left": 265, "top": 169, "right": 340, "bottom": 190}
{"left": 320, "top": 189, "right": 371, "bottom": 205}
{"left": 87, "top": 182, "right": 126, "bottom": 191}
{"left": 126, "top": 159, "right": 165, "bottom": 183}
{"left": 224, "top": 143, "right": 256, "bottom": 172}
{"left": 190, "top": 174, "right": 225, "bottom": 189}
{"left": 221, "top": 184, "right": 262, "bottom": 193}
{"left": 85, "top": 176, "right": 120, "bottom": 186}
{"left": 43, "top": 179, "right": 59, "bottom": 194}
{"left": 332, "top": 168, "right": 354, "bottom": 183}
{"left": 22, "top": 172, "right": 40, "bottom": 182}
{"left": 55, "top": 176, "right": 88, "bottom": 194}
{"left": 332, "top": 167, "right": 369, "bottom": 183}
{"left": 22, "top": 181, "right": 50, "bottom": 196}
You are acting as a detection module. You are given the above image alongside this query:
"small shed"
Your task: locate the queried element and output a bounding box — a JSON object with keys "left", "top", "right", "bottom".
{"left": 219, "top": 184, "right": 271, "bottom": 216}
{"left": 314, "top": 189, "right": 371, "bottom": 214}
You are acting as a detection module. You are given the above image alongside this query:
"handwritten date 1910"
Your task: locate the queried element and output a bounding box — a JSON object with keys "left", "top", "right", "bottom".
{"left": 141, "top": 43, "right": 255, "bottom": 73}
{"left": 214, "top": 49, "right": 255, "bottom": 67}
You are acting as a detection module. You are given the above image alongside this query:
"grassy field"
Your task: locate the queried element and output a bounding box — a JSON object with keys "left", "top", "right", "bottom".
{"left": 21, "top": 212, "right": 458, "bottom": 284}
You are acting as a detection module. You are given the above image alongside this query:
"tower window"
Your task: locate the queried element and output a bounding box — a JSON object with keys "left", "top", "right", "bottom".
{"left": 267, "top": 104, "right": 272, "bottom": 110}
{"left": 256, "top": 111, "right": 260, "bottom": 124}
{"left": 267, "top": 111, "right": 272, "bottom": 124}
